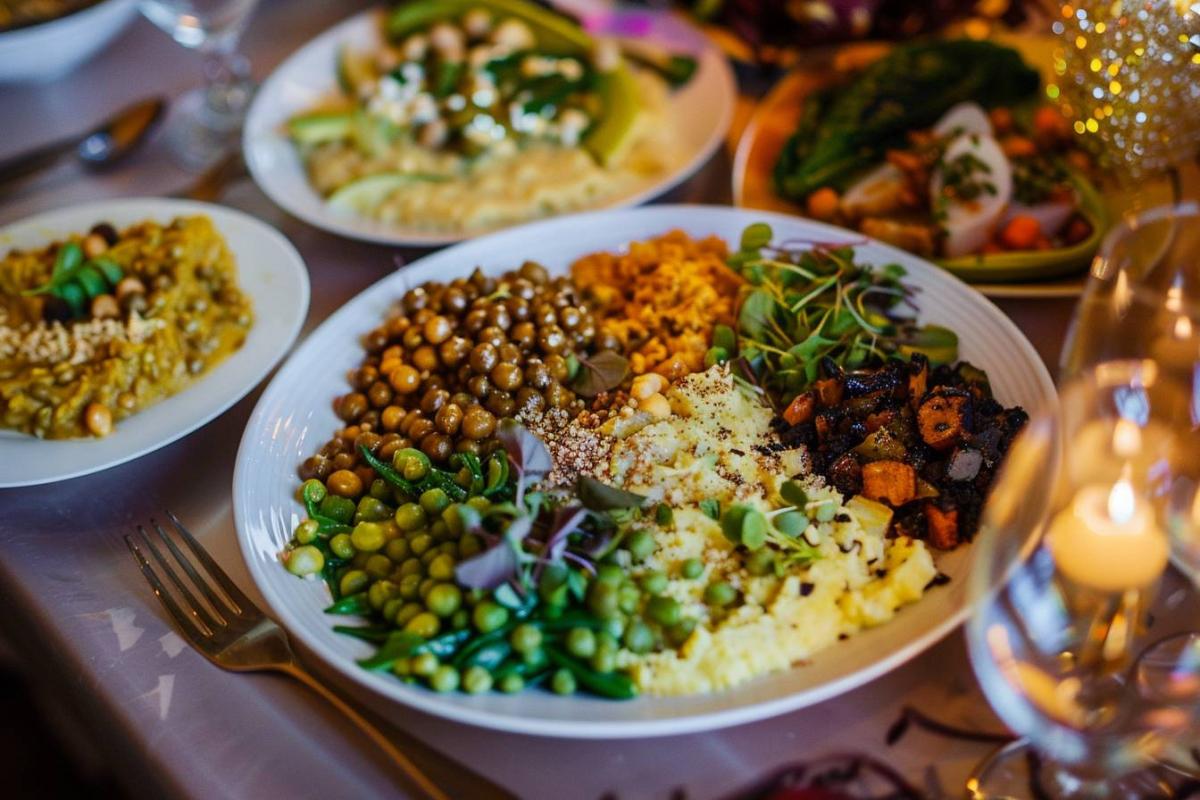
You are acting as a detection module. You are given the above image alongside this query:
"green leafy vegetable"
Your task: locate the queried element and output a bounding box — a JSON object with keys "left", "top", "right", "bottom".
{"left": 570, "top": 350, "right": 630, "bottom": 398}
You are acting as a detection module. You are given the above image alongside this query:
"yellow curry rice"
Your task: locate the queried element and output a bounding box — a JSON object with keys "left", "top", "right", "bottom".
{"left": 570, "top": 230, "right": 743, "bottom": 379}
{"left": 0, "top": 216, "right": 253, "bottom": 438}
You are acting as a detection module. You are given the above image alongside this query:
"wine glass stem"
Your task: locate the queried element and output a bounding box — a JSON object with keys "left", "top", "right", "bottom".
{"left": 199, "top": 36, "right": 253, "bottom": 126}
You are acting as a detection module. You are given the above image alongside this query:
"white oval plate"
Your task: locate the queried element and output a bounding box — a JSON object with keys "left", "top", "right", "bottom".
{"left": 242, "top": 6, "right": 736, "bottom": 246}
{"left": 234, "top": 205, "right": 1054, "bottom": 738}
{"left": 0, "top": 198, "right": 309, "bottom": 488}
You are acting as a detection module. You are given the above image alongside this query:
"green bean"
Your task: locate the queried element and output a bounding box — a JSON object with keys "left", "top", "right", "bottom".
{"left": 357, "top": 631, "right": 424, "bottom": 670}
{"left": 332, "top": 624, "right": 390, "bottom": 644}
{"left": 325, "top": 593, "right": 370, "bottom": 616}
{"left": 318, "top": 495, "right": 356, "bottom": 525}
{"left": 464, "top": 640, "right": 512, "bottom": 671}
{"left": 545, "top": 646, "right": 637, "bottom": 700}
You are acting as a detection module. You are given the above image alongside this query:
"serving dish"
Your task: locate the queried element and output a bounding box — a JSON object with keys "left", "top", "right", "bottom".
{"left": 0, "top": 198, "right": 309, "bottom": 488}
{"left": 233, "top": 205, "right": 1054, "bottom": 738}
{"left": 243, "top": 5, "right": 736, "bottom": 247}
{"left": 0, "top": 0, "right": 136, "bottom": 83}
{"left": 733, "top": 34, "right": 1117, "bottom": 299}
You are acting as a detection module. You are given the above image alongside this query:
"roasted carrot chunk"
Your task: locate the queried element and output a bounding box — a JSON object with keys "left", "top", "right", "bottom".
{"left": 907, "top": 354, "right": 928, "bottom": 408}
{"left": 925, "top": 504, "right": 959, "bottom": 549}
{"left": 860, "top": 460, "right": 917, "bottom": 506}
{"left": 864, "top": 408, "right": 897, "bottom": 433}
{"left": 814, "top": 377, "right": 844, "bottom": 407}
{"left": 782, "top": 391, "right": 816, "bottom": 426}
{"left": 917, "top": 391, "right": 969, "bottom": 450}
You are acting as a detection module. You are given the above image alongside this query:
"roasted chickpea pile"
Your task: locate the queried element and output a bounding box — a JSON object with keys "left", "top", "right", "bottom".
{"left": 300, "top": 262, "right": 610, "bottom": 484}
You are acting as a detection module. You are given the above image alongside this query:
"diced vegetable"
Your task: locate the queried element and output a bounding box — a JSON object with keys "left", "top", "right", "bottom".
{"left": 861, "top": 460, "right": 917, "bottom": 506}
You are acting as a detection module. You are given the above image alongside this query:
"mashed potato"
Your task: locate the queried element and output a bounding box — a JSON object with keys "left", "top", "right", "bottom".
{"left": 593, "top": 366, "right": 937, "bottom": 696}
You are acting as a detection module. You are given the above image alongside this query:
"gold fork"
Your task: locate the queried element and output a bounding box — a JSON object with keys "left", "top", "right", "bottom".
{"left": 124, "top": 512, "right": 508, "bottom": 800}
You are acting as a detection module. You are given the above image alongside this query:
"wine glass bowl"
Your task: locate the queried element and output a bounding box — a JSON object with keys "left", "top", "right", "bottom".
{"left": 966, "top": 360, "right": 1200, "bottom": 795}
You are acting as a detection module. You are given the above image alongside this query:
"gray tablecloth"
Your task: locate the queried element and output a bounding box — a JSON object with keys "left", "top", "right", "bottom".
{"left": 0, "top": 3, "right": 1080, "bottom": 797}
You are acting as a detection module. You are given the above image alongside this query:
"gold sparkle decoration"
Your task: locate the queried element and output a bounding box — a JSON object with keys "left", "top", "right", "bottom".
{"left": 1050, "top": 1, "right": 1200, "bottom": 178}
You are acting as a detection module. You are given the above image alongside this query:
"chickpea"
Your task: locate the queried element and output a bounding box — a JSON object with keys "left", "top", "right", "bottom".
{"left": 441, "top": 287, "right": 468, "bottom": 314}
{"left": 506, "top": 296, "right": 530, "bottom": 321}
{"left": 518, "top": 260, "right": 549, "bottom": 284}
{"left": 337, "top": 392, "right": 368, "bottom": 421}
{"left": 435, "top": 403, "right": 463, "bottom": 435}
{"left": 537, "top": 326, "right": 567, "bottom": 355}
{"left": 469, "top": 343, "right": 498, "bottom": 374}
{"left": 82, "top": 233, "right": 108, "bottom": 259}
{"left": 299, "top": 455, "right": 330, "bottom": 481}
{"left": 412, "top": 345, "right": 439, "bottom": 371}
{"left": 544, "top": 383, "right": 571, "bottom": 410}
{"left": 381, "top": 405, "right": 404, "bottom": 432}
{"left": 355, "top": 431, "right": 382, "bottom": 454}
{"left": 524, "top": 361, "right": 551, "bottom": 389}
{"left": 421, "top": 432, "right": 454, "bottom": 462}
{"left": 423, "top": 315, "right": 452, "bottom": 345}
{"left": 491, "top": 362, "right": 523, "bottom": 392}
{"left": 544, "top": 354, "right": 569, "bottom": 382}
{"left": 389, "top": 365, "right": 421, "bottom": 394}
{"left": 467, "top": 374, "right": 491, "bottom": 400}
{"left": 532, "top": 303, "right": 557, "bottom": 327}
{"left": 439, "top": 336, "right": 470, "bottom": 367}
{"left": 90, "top": 294, "right": 120, "bottom": 319}
{"left": 327, "top": 469, "right": 363, "bottom": 498}
{"left": 409, "top": 417, "right": 435, "bottom": 441}
{"left": 364, "top": 328, "right": 388, "bottom": 353}
{"left": 450, "top": 392, "right": 473, "bottom": 409}
{"left": 332, "top": 452, "right": 356, "bottom": 471}
{"left": 464, "top": 308, "right": 488, "bottom": 333}
{"left": 486, "top": 390, "right": 515, "bottom": 418}
{"left": 515, "top": 387, "right": 545, "bottom": 417}
{"left": 367, "top": 381, "right": 393, "bottom": 409}
{"left": 486, "top": 305, "right": 511, "bottom": 331}
{"left": 83, "top": 402, "right": 113, "bottom": 437}
{"left": 402, "top": 288, "right": 429, "bottom": 313}
{"left": 461, "top": 405, "right": 497, "bottom": 440}
{"left": 477, "top": 326, "right": 506, "bottom": 348}
{"left": 115, "top": 276, "right": 146, "bottom": 303}
{"left": 509, "top": 321, "right": 536, "bottom": 348}
{"left": 420, "top": 387, "right": 449, "bottom": 415}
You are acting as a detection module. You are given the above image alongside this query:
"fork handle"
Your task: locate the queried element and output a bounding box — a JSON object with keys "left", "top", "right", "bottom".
{"left": 280, "top": 664, "right": 452, "bottom": 800}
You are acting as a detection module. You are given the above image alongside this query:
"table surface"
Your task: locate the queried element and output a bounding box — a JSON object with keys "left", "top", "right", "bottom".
{"left": 0, "top": 3, "right": 1084, "bottom": 798}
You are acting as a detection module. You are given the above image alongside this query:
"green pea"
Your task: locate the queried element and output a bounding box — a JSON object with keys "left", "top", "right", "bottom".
{"left": 600, "top": 616, "right": 625, "bottom": 639}
{"left": 366, "top": 580, "right": 396, "bottom": 609}
{"left": 566, "top": 627, "right": 596, "bottom": 659}
{"left": 426, "top": 583, "right": 462, "bottom": 618}
{"left": 646, "top": 596, "right": 682, "bottom": 627}
{"left": 459, "top": 533, "right": 483, "bottom": 558}
{"left": 551, "top": 668, "right": 576, "bottom": 695}
{"left": 285, "top": 545, "right": 324, "bottom": 577}
{"left": 815, "top": 500, "right": 838, "bottom": 523}
{"left": 473, "top": 601, "right": 508, "bottom": 633}
{"left": 596, "top": 564, "right": 625, "bottom": 585}
{"left": 339, "top": 569, "right": 369, "bottom": 597}
{"left": 430, "top": 665, "right": 458, "bottom": 693}
{"left": 498, "top": 673, "right": 524, "bottom": 693}
{"left": 450, "top": 609, "right": 469, "bottom": 630}
{"left": 385, "top": 538, "right": 410, "bottom": 563}
{"left": 391, "top": 657, "right": 413, "bottom": 677}
{"left": 596, "top": 631, "right": 620, "bottom": 655}
{"left": 618, "top": 583, "right": 641, "bottom": 614}
{"left": 590, "top": 649, "right": 616, "bottom": 673}
{"left": 442, "top": 504, "right": 465, "bottom": 536}
{"left": 586, "top": 581, "right": 620, "bottom": 618}
{"left": 428, "top": 553, "right": 456, "bottom": 581}
{"left": 419, "top": 578, "right": 436, "bottom": 599}
{"left": 510, "top": 623, "right": 542, "bottom": 654}
{"left": 437, "top": 541, "right": 459, "bottom": 557}
{"left": 640, "top": 571, "right": 668, "bottom": 596}
{"left": 382, "top": 597, "right": 404, "bottom": 621}
{"left": 681, "top": 558, "right": 704, "bottom": 580}
{"left": 626, "top": 529, "right": 656, "bottom": 562}
{"left": 704, "top": 581, "right": 737, "bottom": 608}
{"left": 351, "top": 521, "right": 387, "bottom": 553}
{"left": 420, "top": 488, "right": 450, "bottom": 516}
{"left": 394, "top": 449, "right": 429, "bottom": 481}
{"left": 369, "top": 478, "right": 392, "bottom": 501}
{"left": 364, "top": 554, "right": 392, "bottom": 579}
{"left": 522, "top": 646, "right": 548, "bottom": 670}
{"left": 319, "top": 494, "right": 356, "bottom": 524}
{"left": 293, "top": 519, "right": 319, "bottom": 545}
{"left": 395, "top": 503, "right": 427, "bottom": 532}
{"left": 666, "top": 618, "right": 696, "bottom": 647}
{"left": 466, "top": 496, "right": 490, "bottom": 511}
{"left": 411, "top": 652, "right": 439, "bottom": 676}
{"left": 399, "top": 557, "right": 424, "bottom": 577}
{"left": 410, "top": 533, "right": 433, "bottom": 556}
{"left": 429, "top": 519, "right": 452, "bottom": 540}
{"left": 329, "top": 533, "right": 355, "bottom": 560}
{"left": 774, "top": 510, "right": 809, "bottom": 537}
{"left": 746, "top": 548, "right": 776, "bottom": 576}
{"left": 395, "top": 602, "right": 423, "bottom": 627}
{"left": 623, "top": 619, "right": 655, "bottom": 654}
{"left": 420, "top": 549, "right": 440, "bottom": 567}
{"left": 405, "top": 612, "right": 441, "bottom": 638}
{"left": 398, "top": 573, "right": 422, "bottom": 600}
{"left": 463, "top": 665, "right": 493, "bottom": 694}
{"left": 355, "top": 496, "right": 392, "bottom": 523}
{"left": 301, "top": 478, "right": 327, "bottom": 505}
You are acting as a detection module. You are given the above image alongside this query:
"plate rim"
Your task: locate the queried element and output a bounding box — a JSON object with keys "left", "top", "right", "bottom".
{"left": 233, "top": 203, "right": 1055, "bottom": 738}
{"left": 729, "top": 43, "right": 1093, "bottom": 300}
{"left": 241, "top": 5, "right": 737, "bottom": 247}
{"left": 0, "top": 196, "right": 310, "bottom": 488}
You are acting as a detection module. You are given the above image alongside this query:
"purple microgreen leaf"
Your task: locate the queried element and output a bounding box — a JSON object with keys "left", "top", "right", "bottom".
{"left": 544, "top": 505, "right": 589, "bottom": 563}
{"left": 576, "top": 476, "right": 646, "bottom": 511}
{"left": 497, "top": 419, "right": 553, "bottom": 489}
{"left": 561, "top": 551, "right": 596, "bottom": 574}
{"left": 570, "top": 350, "right": 629, "bottom": 398}
{"left": 454, "top": 542, "right": 519, "bottom": 590}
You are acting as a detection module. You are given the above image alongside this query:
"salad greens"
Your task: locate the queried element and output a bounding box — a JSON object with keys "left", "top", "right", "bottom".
{"left": 773, "top": 39, "right": 1040, "bottom": 199}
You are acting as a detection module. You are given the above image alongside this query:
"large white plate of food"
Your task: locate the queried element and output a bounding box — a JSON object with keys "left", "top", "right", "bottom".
{"left": 242, "top": 1, "right": 735, "bottom": 246}
{"left": 0, "top": 198, "right": 309, "bottom": 487}
{"left": 233, "top": 205, "right": 1053, "bottom": 738}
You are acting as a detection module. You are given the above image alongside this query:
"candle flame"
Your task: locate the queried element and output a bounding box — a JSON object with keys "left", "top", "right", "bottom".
{"left": 1174, "top": 313, "right": 1194, "bottom": 340}
{"left": 1107, "top": 478, "right": 1136, "bottom": 524}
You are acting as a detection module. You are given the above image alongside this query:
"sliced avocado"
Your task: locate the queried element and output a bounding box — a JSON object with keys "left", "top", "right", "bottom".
{"left": 337, "top": 46, "right": 378, "bottom": 98}
{"left": 584, "top": 65, "right": 640, "bottom": 166}
{"left": 617, "top": 38, "right": 697, "bottom": 87}
{"left": 288, "top": 112, "right": 355, "bottom": 145}
{"left": 327, "top": 172, "right": 451, "bottom": 217}
{"left": 387, "top": 0, "right": 592, "bottom": 55}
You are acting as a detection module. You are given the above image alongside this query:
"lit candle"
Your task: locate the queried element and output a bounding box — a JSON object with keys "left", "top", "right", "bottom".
{"left": 1047, "top": 479, "right": 1169, "bottom": 592}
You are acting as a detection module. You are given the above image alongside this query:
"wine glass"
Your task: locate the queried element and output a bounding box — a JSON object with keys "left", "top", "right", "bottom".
{"left": 965, "top": 360, "right": 1200, "bottom": 798}
{"left": 139, "top": 0, "right": 260, "bottom": 169}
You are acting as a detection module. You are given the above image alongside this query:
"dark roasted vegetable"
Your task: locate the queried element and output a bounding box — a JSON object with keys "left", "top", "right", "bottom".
{"left": 773, "top": 39, "right": 1040, "bottom": 199}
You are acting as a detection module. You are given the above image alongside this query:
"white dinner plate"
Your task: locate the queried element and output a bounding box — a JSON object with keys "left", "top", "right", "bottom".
{"left": 233, "top": 205, "right": 1055, "bottom": 738}
{"left": 242, "top": 6, "right": 736, "bottom": 246}
{"left": 0, "top": 198, "right": 309, "bottom": 488}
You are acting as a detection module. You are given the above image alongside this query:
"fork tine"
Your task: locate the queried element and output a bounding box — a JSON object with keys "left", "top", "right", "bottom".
{"left": 135, "top": 525, "right": 222, "bottom": 634}
{"left": 124, "top": 534, "right": 211, "bottom": 645}
{"left": 164, "top": 510, "right": 255, "bottom": 615}
{"left": 149, "top": 518, "right": 235, "bottom": 622}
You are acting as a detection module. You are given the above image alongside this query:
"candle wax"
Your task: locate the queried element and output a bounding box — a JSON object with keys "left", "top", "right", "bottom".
{"left": 1047, "top": 484, "right": 1169, "bottom": 592}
